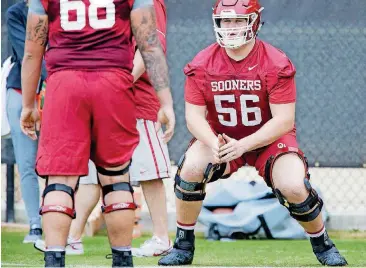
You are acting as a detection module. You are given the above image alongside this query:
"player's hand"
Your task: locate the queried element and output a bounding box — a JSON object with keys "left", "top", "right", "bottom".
{"left": 157, "top": 104, "right": 175, "bottom": 143}
{"left": 212, "top": 134, "right": 226, "bottom": 164}
{"left": 218, "top": 133, "right": 245, "bottom": 162}
{"left": 20, "top": 107, "right": 40, "bottom": 140}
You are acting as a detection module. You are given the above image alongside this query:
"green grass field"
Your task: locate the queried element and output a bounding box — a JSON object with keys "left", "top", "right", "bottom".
{"left": 2, "top": 228, "right": 366, "bottom": 267}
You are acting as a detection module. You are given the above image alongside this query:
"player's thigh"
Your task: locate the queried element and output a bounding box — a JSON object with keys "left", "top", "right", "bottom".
{"left": 37, "top": 71, "right": 91, "bottom": 176}
{"left": 130, "top": 119, "right": 171, "bottom": 182}
{"left": 90, "top": 70, "right": 139, "bottom": 168}
{"left": 271, "top": 153, "right": 307, "bottom": 197}
{"left": 255, "top": 134, "right": 306, "bottom": 190}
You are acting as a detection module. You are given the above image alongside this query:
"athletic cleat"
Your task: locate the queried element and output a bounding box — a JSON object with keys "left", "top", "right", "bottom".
{"left": 44, "top": 251, "right": 66, "bottom": 267}
{"left": 132, "top": 236, "right": 172, "bottom": 257}
{"left": 34, "top": 237, "right": 84, "bottom": 255}
{"left": 314, "top": 246, "right": 348, "bottom": 266}
{"left": 311, "top": 232, "right": 348, "bottom": 266}
{"left": 108, "top": 249, "right": 133, "bottom": 267}
{"left": 158, "top": 247, "right": 194, "bottom": 266}
{"left": 23, "top": 227, "right": 42, "bottom": 244}
{"left": 65, "top": 238, "right": 84, "bottom": 255}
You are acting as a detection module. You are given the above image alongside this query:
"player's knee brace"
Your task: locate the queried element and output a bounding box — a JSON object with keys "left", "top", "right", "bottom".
{"left": 264, "top": 148, "right": 323, "bottom": 222}
{"left": 96, "top": 162, "right": 137, "bottom": 213}
{"left": 174, "top": 154, "right": 226, "bottom": 201}
{"left": 39, "top": 179, "right": 77, "bottom": 219}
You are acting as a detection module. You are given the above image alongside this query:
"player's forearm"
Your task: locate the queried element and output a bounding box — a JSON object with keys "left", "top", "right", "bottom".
{"left": 21, "top": 54, "right": 43, "bottom": 108}
{"left": 131, "top": 6, "right": 170, "bottom": 93}
{"left": 22, "top": 12, "right": 48, "bottom": 108}
{"left": 156, "top": 88, "right": 173, "bottom": 107}
{"left": 186, "top": 116, "right": 217, "bottom": 148}
{"left": 131, "top": 49, "right": 146, "bottom": 83}
{"left": 239, "top": 117, "right": 294, "bottom": 152}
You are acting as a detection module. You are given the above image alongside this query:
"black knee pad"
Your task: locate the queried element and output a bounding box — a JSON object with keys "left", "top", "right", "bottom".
{"left": 101, "top": 182, "right": 137, "bottom": 213}
{"left": 39, "top": 183, "right": 76, "bottom": 219}
{"left": 264, "top": 147, "right": 322, "bottom": 222}
{"left": 274, "top": 179, "right": 323, "bottom": 222}
{"left": 174, "top": 154, "right": 226, "bottom": 201}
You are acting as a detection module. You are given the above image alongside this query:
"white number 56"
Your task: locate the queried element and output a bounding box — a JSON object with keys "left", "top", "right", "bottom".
{"left": 60, "top": 0, "right": 116, "bottom": 31}
{"left": 214, "top": 94, "right": 262, "bottom": 127}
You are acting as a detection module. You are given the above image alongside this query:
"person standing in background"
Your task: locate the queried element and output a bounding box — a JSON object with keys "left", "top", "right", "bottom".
{"left": 6, "top": 0, "right": 47, "bottom": 244}
{"left": 130, "top": 0, "right": 173, "bottom": 257}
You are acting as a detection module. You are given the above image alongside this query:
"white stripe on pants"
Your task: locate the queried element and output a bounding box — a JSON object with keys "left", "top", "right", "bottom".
{"left": 130, "top": 119, "right": 171, "bottom": 182}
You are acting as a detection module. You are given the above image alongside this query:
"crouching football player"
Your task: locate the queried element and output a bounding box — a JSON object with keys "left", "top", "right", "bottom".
{"left": 158, "top": 0, "right": 347, "bottom": 266}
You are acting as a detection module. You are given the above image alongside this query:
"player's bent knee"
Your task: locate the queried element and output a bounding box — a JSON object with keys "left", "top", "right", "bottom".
{"left": 174, "top": 154, "right": 226, "bottom": 202}
{"left": 264, "top": 148, "right": 323, "bottom": 222}
{"left": 273, "top": 179, "right": 323, "bottom": 222}
{"left": 40, "top": 183, "right": 77, "bottom": 219}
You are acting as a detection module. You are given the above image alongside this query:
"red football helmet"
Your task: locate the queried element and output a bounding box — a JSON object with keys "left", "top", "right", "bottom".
{"left": 213, "top": 0, "right": 264, "bottom": 49}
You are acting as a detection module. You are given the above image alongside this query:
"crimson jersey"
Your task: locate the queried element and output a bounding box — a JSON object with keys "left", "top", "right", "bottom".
{"left": 185, "top": 39, "right": 297, "bottom": 141}
{"left": 134, "top": 0, "right": 167, "bottom": 121}
{"left": 41, "top": 0, "right": 135, "bottom": 75}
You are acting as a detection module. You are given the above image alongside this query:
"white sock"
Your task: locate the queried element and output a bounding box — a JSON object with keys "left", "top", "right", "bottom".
{"left": 112, "top": 246, "right": 131, "bottom": 252}
{"left": 46, "top": 246, "right": 65, "bottom": 252}
{"left": 177, "top": 221, "right": 196, "bottom": 231}
{"left": 307, "top": 225, "right": 326, "bottom": 238}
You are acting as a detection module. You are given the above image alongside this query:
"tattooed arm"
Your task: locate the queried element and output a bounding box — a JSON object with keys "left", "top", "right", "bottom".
{"left": 20, "top": 0, "right": 48, "bottom": 140}
{"left": 130, "top": 4, "right": 170, "bottom": 94}
{"left": 131, "top": 1, "right": 175, "bottom": 142}
{"left": 21, "top": 10, "right": 48, "bottom": 109}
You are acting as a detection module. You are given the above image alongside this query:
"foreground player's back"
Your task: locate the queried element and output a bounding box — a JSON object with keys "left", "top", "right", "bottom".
{"left": 41, "top": 0, "right": 134, "bottom": 74}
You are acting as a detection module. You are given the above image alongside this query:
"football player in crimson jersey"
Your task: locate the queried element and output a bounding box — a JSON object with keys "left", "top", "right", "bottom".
{"left": 20, "top": 0, "right": 175, "bottom": 267}
{"left": 159, "top": 0, "right": 346, "bottom": 266}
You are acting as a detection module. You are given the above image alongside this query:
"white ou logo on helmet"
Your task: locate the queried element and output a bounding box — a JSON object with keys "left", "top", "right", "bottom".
{"left": 277, "top": 143, "right": 286, "bottom": 149}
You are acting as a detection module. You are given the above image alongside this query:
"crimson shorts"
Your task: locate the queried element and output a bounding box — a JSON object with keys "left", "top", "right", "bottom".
{"left": 228, "top": 133, "right": 299, "bottom": 177}
{"left": 36, "top": 69, "right": 139, "bottom": 177}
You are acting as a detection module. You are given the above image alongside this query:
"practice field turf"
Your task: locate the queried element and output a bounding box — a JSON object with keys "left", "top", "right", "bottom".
{"left": 2, "top": 228, "right": 366, "bottom": 267}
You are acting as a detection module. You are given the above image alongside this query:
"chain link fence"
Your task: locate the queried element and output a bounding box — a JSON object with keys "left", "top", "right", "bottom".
{"left": 1, "top": 0, "right": 366, "bottom": 225}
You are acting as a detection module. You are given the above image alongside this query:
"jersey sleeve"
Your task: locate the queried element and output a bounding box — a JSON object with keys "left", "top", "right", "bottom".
{"left": 132, "top": 0, "right": 153, "bottom": 10}
{"left": 267, "top": 59, "right": 297, "bottom": 104}
{"left": 29, "top": 0, "right": 46, "bottom": 15}
{"left": 132, "top": 0, "right": 166, "bottom": 53}
{"left": 184, "top": 64, "right": 206, "bottom": 106}
{"left": 154, "top": 0, "right": 167, "bottom": 53}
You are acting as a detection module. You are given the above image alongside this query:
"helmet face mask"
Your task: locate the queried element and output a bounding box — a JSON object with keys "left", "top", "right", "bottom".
{"left": 213, "top": 0, "right": 263, "bottom": 49}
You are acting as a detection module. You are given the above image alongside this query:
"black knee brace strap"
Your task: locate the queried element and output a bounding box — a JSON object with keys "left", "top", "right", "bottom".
{"left": 274, "top": 179, "right": 323, "bottom": 222}
{"left": 96, "top": 161, "right": 132, "bottom": 177}
{"left": 101, "top": 182, "right": 137, "bottom": 213}
{"left": 174, "top": 154, "right": 226, "bottom": 201}
{"left": 39, "top": 183, "right": 76, "bottom": 219}
{"left": 264, "top": 147, "right": 322, "bottom": 222}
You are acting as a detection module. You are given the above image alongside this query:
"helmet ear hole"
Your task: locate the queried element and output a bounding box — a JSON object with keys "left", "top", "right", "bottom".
{"left": 215, "top": 18, "right": 222, "bottom": 28}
